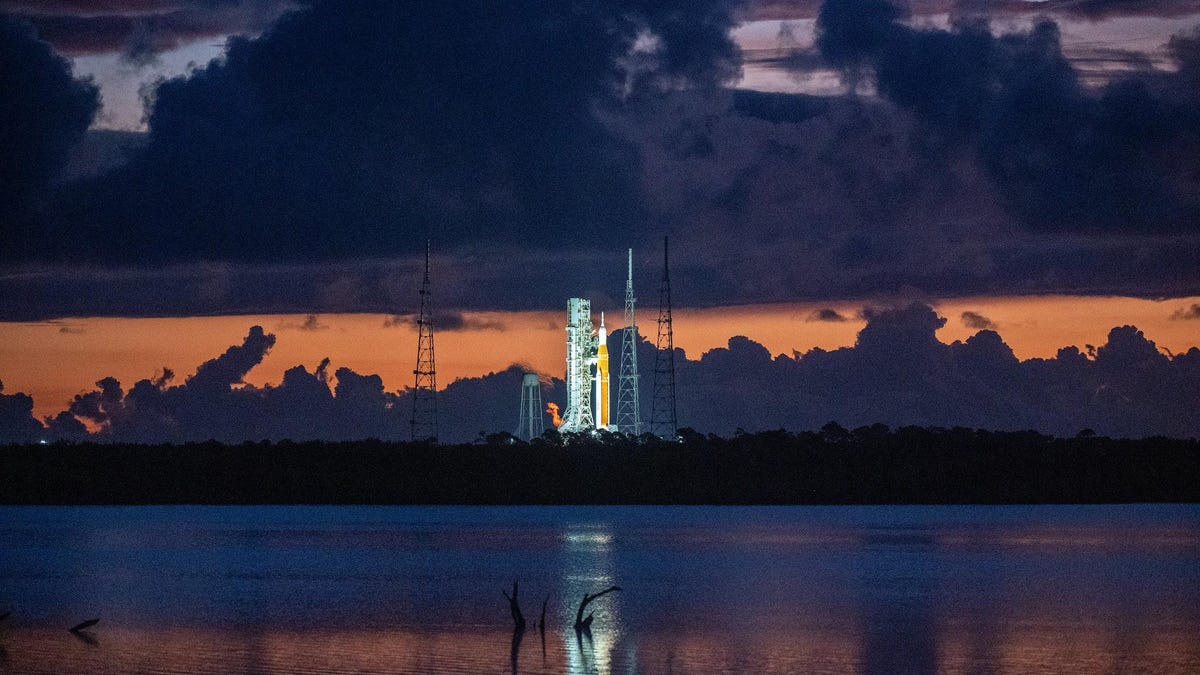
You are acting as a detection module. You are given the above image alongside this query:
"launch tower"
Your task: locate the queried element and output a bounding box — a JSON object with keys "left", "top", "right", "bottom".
{"left": 560, "top": 298, "right": 595, "bottom": 432}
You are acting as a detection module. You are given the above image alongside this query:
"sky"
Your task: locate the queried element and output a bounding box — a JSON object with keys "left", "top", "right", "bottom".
{"left": 2, "top": 0, "right": 1200, "bottom": 443}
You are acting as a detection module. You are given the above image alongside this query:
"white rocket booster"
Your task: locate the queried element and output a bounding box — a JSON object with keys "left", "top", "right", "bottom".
{"left": 595, "top": 312, "right": 610, "bottom": 429}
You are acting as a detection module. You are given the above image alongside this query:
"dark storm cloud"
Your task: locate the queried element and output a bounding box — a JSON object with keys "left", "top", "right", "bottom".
{"left": 680, "top": 0, "right": 1200, "bottom": 288}
{"left": 1167, "top": 30, "right": 1200, "bottom": 98}
{"left": 1015, "top": 0, "right": 1200, "bottom": 21}
{"left": 0, "top": 16, "right": 98, "bottom": 223}
{"left": 4, "top": 0, "right": 1200, "bottom": 318}
{"left": 60, "top": 130, "right": 148, "bottom": 181}
{"left": 812, "top": 0, "right": 1200, "bottom": 233}
{"left": 277, "top": 314, "right": 327, "bottom": 331}
{"left": 630, "top": 3, "right": 1197, "bottom": 303}
{"left": 1, "top": 1, "right": 209, "bottom": 11}
{"left": 383, "top": 311, "right": 506, "bottom": 333}
{"left": 633, "top": 89, "right": 1042, "bottom": 304}
{"left": 746, "top": 0, "right": 1200, "bottom": 21}
{"left": 807, "top": 308, "right": 849, "bottom": 322}
{"left": 0, "top": 380, "right": 44, "bottom": 443}
{"left": 0, "top": 249, "right": 663, "bottom": 320}
{"left": 961, "top": 310, "right": 995, "bottom": 330}
{"left": 730, "top": 88, "right": 834, "bottom": 123}
{"left": 1171, "top": 303, "right": 1200, "bottom": 320}
{"left": 13, "top": 304, "right": 1199, "bottom": 443}
{"left": 0, "top": 1, "right": 295, "bottom": 62}
{"left": 10, "top": 0, "right": 744, "bottom": 265}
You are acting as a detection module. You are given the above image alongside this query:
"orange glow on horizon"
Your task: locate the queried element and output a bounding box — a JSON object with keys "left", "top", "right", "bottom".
{"left": 2, "top": 294, "right": 1198, "bottom": 423}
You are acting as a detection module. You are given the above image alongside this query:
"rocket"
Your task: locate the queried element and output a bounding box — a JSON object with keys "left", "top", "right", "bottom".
{"left": 595, "top": 312, "right": 610, "bottom": 428}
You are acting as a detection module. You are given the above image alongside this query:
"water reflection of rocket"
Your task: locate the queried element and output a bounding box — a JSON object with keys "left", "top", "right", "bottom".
{"left": 595, "top": 312, "right": 610, "bottom": 428}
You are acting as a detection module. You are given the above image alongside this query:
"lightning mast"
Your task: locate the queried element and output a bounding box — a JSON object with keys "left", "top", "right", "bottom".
{"left": 411, "top": 241, "right": 438, "bottom": 442}
{"left": 615, "top": 248, "right": 641, "bottom": 436}
{"left": 650, "top": 236, "right": 677, "bottom": 439}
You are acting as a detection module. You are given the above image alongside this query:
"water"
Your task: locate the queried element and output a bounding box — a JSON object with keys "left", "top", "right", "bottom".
{"left": 1, "top": 505, "right": 1198, "bottom": 674}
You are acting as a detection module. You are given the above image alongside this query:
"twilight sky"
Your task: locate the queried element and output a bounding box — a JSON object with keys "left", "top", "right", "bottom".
{"left": 2, "top": 0, "right": 1199, "bottom": 442}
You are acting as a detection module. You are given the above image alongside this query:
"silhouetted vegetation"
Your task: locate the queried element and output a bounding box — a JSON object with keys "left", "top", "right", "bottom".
{"left": 2, "top": 426, "right": 1198, "bottom": 504}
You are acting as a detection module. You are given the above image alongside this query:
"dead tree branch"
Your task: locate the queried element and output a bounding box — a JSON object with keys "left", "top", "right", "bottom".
{"left": 574, "top": 585, "right": 621, "bottom": 632}
{"left": 502, "top": 579, "right": 526, "bottom": 631}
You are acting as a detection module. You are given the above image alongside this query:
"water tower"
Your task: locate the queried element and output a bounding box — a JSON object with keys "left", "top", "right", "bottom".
{"left": 516, "top": 372, "right": 544, "bottom": 440}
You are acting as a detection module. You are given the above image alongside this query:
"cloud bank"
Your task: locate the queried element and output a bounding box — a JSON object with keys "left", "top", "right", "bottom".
{"left": 677, "top": 304, "right": 1200, "bottom": 439}
{"left": 4, "top": 304, "right": 1198, "bottom": 444}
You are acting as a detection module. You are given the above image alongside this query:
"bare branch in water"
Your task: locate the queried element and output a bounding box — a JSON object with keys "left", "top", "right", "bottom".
{"left": 574, "top": 586, "right": 621, "bottom": 632}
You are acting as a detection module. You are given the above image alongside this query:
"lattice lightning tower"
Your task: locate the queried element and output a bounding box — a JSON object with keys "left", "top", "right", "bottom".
{"left": 615, "top": 248, "right": 641, "bottom": 436}
{"left": 650, "top": 236, "right": 677, "bottom": 439}
{"left": 411, "top": 241, "right": 438, "bottom": 442}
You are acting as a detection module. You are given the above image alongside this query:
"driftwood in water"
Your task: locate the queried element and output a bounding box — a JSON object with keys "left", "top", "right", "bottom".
{"left": 69, "top": 618, "right": 99, "bottom": 632}
{"left": 574, "top": 586, "right": 621, "bottom": 632}
{"left": 70, "top": 630, "right": 98, "bottom": 647}
{"left": 69, "top": 619, "right": 100, "bottom": 646}
{"left": 0, "top": 611, "right": 10, "bottom": 623}
{"left": 501, "top": 580, "right": 526, "bottom": 631}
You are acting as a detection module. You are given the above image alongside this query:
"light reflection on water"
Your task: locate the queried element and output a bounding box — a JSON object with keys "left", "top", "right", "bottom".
{"left": 0, "top": 505, "right": 1198, "bottom": 674}
{"left": 561, "top": 523, "right": 620, "bottom": 675}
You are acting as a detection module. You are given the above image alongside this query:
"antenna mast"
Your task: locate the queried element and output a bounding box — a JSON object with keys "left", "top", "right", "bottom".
{"left": 650, "top": 236, "right": 677, "bottom": 439}
{"left": 615, "top": 248, "right": 641, "bottom": 436}
{"left": 411, "top": 241, "right": 438, "bottom": 442}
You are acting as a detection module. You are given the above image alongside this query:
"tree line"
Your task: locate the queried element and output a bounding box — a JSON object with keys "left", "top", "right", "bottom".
{"left": 3, "top": 425, "right": 1198, "bottom": 505}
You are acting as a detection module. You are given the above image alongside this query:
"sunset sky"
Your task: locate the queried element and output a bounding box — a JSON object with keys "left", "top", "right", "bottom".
{"left": 2, "top": 0, "right": 1199, "bottom": 441}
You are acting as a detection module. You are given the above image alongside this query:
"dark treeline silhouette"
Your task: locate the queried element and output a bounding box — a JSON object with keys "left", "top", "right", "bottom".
{"left": 3, "top": 426, "right": 1198, "bottom": 505}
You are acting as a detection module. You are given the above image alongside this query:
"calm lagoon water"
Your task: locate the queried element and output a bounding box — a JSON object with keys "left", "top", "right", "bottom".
{"left": 0, "top": 505, "right": 1198, "bottom": 674}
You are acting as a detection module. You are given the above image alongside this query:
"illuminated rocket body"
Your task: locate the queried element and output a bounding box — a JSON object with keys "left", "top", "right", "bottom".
{"left": 594, "top": 313, "right": 610, "bottom": 429}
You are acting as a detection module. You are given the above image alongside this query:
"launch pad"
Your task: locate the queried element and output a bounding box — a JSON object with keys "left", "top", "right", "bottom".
{"left": 553, "top": 249, "right": 639, "bottom": 436}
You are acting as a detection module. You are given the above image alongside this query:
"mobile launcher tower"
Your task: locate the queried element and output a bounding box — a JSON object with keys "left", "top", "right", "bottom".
{"left": 559, "top": 298, "right": 607, "bottom": 432}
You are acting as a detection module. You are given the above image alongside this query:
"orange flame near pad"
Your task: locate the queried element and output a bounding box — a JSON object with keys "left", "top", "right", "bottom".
{"left": 545, "top": 402, "right": 563, "bottom": 427}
